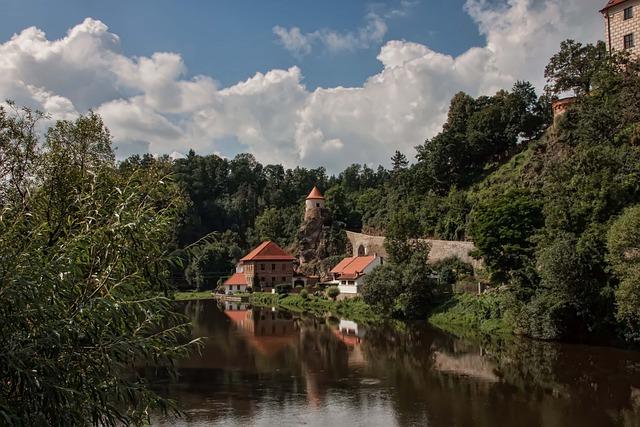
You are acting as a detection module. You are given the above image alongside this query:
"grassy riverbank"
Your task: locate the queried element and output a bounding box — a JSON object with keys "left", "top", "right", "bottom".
{"left": 249, "top": 292, "right": 381, "bottom": 324}
{"left": 173, "top": 291, "right": 216, "bottom": 301}
{"left": 428, "top": 292, "right": 513, "bottom": 337}
{"left": 173, "top": 288, "right": 514, "bottom": 338}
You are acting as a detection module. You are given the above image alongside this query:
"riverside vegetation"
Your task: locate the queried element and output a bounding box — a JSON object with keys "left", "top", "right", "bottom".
{"left": 3, "top": 39, "right": 640, "bottom": 425}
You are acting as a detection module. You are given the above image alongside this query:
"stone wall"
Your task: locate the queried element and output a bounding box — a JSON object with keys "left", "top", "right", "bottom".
{"left": 345, "top": 231, "right": 483, "bottom": 271}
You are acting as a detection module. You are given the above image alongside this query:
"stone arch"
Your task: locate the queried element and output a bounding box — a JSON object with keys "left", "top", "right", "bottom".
{"left": 357, "top": 244, "right": 366, "bottom": 256}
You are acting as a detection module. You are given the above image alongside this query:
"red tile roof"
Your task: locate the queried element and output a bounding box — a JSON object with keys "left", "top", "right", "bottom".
{"left": 330, "top": 256, "right": 378, "bottom": 280}
{"left": 224, "top": 272, "right": 248, "bottom": 286}
{"left": 601, "top": 0, "right": 630, "bottom": 12}
{"left": 306, "top": 186, "right": 325, "bottom": 200}
{"left": 240, "top": 241, "right": 296, "bottom": 262}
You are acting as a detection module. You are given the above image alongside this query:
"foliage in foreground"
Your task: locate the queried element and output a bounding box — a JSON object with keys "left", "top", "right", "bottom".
{"left": 0, "top": 106, "right": 197, "bottom": 425}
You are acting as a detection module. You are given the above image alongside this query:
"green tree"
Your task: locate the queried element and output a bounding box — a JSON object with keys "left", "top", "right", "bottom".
{"left": 384, "top": 207, "right": 426, "bottom": 265}
{"left": 327, "top": 286, "right": 340, "bottom": 300}
{"left": 469, "top": 188, "right": 543, "bottom": 285}
{"left": 607, "top": 205, "right": 640, "bottom": 335}
{"left": 391, "top": 150, "right": 409, "bottom": 172}
{"left": 0, "top": 107, "right": 196, "bottom": 425}
{"left": 255, "top": 207, "right": 287, "bottom": 244}
{"left": 361, "top": 264, "right": 402, "bottom": 315}
{"left": 185, "top": 238, "right": 241, "bottom": 290}
{"left": 544, "top": 40, "right": 607, "bottom": 96}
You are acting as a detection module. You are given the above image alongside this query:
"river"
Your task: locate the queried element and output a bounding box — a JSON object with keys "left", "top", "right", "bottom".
{"left": 152, "top": 299, "right": 640, "bottom": 426}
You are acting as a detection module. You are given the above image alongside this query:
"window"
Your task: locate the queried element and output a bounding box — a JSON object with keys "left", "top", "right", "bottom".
{"left": 271, "top": 264, "right": 275, "bottom": 271}
{"left": 316, "top": 203, "right": 320, "bottom": 207}
{"left": 271, "top": 277, "right": 276, "bottom": 283}
{"left": 261, "top": 264, "right": 265, "bottom": 271}
{"left": 625, "top": 6, "right": 633, "bottom": 20}
{"left": 282, "top": 277, "right": 286, "bottom": 282}
{"left": 282, "top": 264, "right": 286, "bottom": 271}
{"left": 624, "top": 33, "right": 635, "bottom": 49}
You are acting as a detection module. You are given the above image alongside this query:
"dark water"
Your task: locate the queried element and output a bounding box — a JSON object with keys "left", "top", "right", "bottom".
{"left": 152, "top": 299, "right": 640, "bottom": 427}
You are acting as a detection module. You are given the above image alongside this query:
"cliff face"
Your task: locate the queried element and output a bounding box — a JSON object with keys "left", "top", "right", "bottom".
{"left": 295, "top": 210, "right": 349, "bottom": 280}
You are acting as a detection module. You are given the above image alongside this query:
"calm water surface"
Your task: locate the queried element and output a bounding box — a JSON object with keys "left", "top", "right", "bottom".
{"left": 153, "top": 300, "right": 640, "bottom": 427}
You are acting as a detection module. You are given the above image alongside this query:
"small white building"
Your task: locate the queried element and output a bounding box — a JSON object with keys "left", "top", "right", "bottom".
{"left": 329, "top": 255, "right": 383, "bottom": 295}
{"left": 223, "top": 272, "right": 249, "bottom": 294}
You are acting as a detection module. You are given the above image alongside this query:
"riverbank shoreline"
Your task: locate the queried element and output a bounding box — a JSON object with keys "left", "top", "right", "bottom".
{"left": 173, "top": 289, "right": 513, "bottom": 337}
{"left": 428, "top": 292, "right": 513, "bottom": 337}
{"left": 249, "top": 292, "right": 381, "bottom": 324}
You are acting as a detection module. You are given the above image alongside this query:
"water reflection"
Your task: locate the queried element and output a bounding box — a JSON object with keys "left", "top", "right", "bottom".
{"left": 153, "top": 300, "right": 640, "bottom": 427}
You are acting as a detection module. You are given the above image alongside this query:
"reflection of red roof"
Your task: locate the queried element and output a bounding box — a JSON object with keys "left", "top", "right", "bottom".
{"left": 306, "top": 186, "right": 324, "bottom": 200}
{"left": 245, "top": 336, "right": 295, "bottom": 356}
{"left": 333, "top": 330, "right": 361, "bottom": 347}
{"left": 240, "top": 241, "right": 296, "bottom": 262}
{"left": 224, "top": 310, "right": 249, "bottom": 323}
{"left": 224, "top": 272, "right": 248, "bottom": 286}
{"left": 330, "top": 256, "right": 378, "bottom": 280}
{"left": 601, "top": 0, "right": 630, "bottom": 12}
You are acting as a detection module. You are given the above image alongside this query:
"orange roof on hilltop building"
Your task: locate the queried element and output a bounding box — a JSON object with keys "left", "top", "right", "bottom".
{"left": 306, "top": 186, "right": 325, "bottom": 200}
{"left": 601, "top": 0, "right": 630, "bottom": 12}
{"left": 330, "top": 256, "right": 378, "bottom": 279}
{"left": 224, "top": 272, "right": 248, "bottom": 286}
{"left": 240, "top": 241, "right": 296, "bottom": 262}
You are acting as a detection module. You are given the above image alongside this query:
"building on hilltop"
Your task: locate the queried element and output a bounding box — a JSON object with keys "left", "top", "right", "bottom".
{"left": 552, "top": 96, "right": 578, "bottom": 124}
{"left": 223, "top": 241, "right": 296, "bottom": 294}
{"left": 602, "top": 0, "right": 640, "bottom": 56}
{"left": 304, "top": 186, "right": 327, "bottom": 221}
{"left": 553, "top": 1, "right": 639, "bottom": 123}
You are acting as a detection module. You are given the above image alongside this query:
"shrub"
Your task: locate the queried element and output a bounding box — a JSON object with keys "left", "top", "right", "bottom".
{"left": 327, "top": 286, "right": 340, "bottom": 300}
{"left": 275, "top": 284, "right": 290, "bottom": 295}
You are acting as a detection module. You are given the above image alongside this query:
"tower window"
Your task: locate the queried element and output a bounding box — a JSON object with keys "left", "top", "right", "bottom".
{"left": 624, "top": 33, "right": 635, "bottom": 49}
{"left": 624, "top": 6, "right": 633, "bottom": 20}
{"left": 316, "top": 203, "right": 320, "bottom": 207}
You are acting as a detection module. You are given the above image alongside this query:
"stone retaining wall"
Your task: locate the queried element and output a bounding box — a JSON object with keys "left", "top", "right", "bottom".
{"left": 345, "top": 231, "right": 483, "bottom": 270}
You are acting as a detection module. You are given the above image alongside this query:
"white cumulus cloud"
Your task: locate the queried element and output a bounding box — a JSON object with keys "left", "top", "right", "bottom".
{"left": 0, "top": 0, "right": 604, "bottom": 172}
{"left": 273, "top": 12, "right": 388, "bottom": 57}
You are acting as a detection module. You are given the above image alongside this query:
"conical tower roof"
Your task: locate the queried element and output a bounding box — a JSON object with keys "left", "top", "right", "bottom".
{"left": 306, "top": 186, "right": 324, "bottom": 200}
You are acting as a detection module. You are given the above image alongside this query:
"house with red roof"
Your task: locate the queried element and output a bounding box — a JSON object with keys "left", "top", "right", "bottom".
{"left": 223, "top": 241, "right": 297, "bottom": 294}
{"left": 329, "top": 255, "right": 383, "bottom": 295}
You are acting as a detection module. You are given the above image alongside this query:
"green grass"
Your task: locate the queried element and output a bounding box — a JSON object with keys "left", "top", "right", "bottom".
{"left": 173, "top": 291, "right": 216, "bottom": 301}
{"left": 429, "top": 291, "right": 514, "bottom": 337}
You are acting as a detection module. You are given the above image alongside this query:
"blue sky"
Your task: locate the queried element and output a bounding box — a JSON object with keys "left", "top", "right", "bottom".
{"left": 0, "top": 0, "right": 602, "bottom": 171}
{"left": 2, "top": 0, "right": 484, "bottom": 89}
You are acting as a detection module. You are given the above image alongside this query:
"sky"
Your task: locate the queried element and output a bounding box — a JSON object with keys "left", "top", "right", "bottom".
{"left": 0, "top": 0, "right": 605, "bottom": 172}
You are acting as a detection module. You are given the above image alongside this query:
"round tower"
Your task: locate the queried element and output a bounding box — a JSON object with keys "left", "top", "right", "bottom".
{"left": 305, "top": 186, "right": 325, "bottom": 221}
